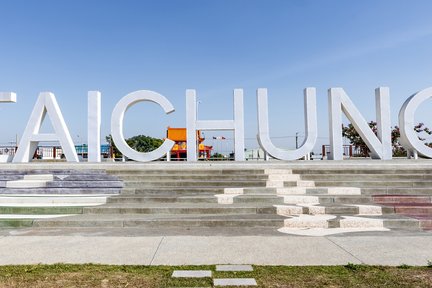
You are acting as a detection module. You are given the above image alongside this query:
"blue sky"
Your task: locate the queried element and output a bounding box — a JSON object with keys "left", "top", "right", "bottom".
{"left": 1, "top": 0, "right": 432, "bottom": 153}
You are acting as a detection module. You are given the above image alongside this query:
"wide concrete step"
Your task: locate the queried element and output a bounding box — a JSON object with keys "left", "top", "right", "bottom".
{"left": 276, "top": 204, "right": 391, "bottom": 216}
{"left": 124, "top": 180, "right": 266, "bottom": 188}
{"left": 0, "top": 206, "right": 83, "bottom": 215}
{"left": 56, "top": 175, "right": 122, "bottom": 181}
{"left": 314, "top": 180, "right": 432, "bottom": 188}
{"left": 118, "top": 175, "right": 269, "bottom": 181}
{"left": 281, "top": 214, "right": 421, "bottom": 230}
{"left": 300, "top": 174, "right": 432, "bottom": 181}
{"left": 293, "top": 169, "right": 432, "bottom": 175}
{"left": 314, "top": 195, "right": 373, "bottom": 204}
{"left": 390, "top": 203, "right": 432, "bottom": 215}
{"left": 0, "top": 195, "right": 109, "bottom": 206}
{"left": 132, "top": 187, "right": 225, "bottom": 195}
{"left": 0, "top": 169, "right": 106, "bottom": 175}
{"left": 108, "top": 169, "right": 266, "bottom": 176}
{"left": 83, "top": 204, "right": 277, "bottom": 215}
{"left": 33, "top": 214, "right": 285, "bottom": 228}
{"left": 0, "top": 188, "right": 121, "bottom": 195}
{"left": 232, "top": 195, "right": 285, "bottom": 204}
{"left": 46, "top": 181, "right": 123, "bottom": 188}
{"left": 362, "top": 187, "right": 432, "bottom": 195}
{"left": 373, "top": 195, "right": 432, "bottom": 204}
{"left": 276, "top": 187, "right": 361, "bottom": 195}
{"left": 107, "top": 195, "right": 218, "bottom": 204}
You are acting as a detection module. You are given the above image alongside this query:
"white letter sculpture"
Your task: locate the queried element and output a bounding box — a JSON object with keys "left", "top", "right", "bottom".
{"left": 257, "top": 88, "right": 317, "bottom": 160}
{"left": 328, "top": 87, "right": 392, "bottom": 160}
{"left": 186, "top": 89, "right": 244, "bottom": 161}
{"left": 399, "top": 87, "right": 432, "bottom": 158}
{"left": 13, "top": 92, "right": 78, "bottom": 162}
{"left": 111, "top": 90, "right": 175, "bottom": 162}
{"left": 0, "top": 92, "right": 17, "bottom": 162}
{"left": 88, "top": 91, "right": 101, "bottom": 162}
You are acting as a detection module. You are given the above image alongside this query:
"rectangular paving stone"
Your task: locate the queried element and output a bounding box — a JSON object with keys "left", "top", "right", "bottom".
{"left": 214, "top": 278, "right": 257, "bottom": 286}
{"left": 172, "top": 270, "right": 212, "bottom": 278}
{"left": 216, "top": 265, "right": 253, "bottom": 271}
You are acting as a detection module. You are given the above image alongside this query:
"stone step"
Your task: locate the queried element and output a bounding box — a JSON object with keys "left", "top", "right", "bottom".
{"left": 46, "top": 181, "right": 123, "bottom": 188}
{"left": 0, "top": 206, "right": 83, "bottom": 214}
{"left": 33, "top": 213, "right": 285, "bottom": 228}
{"left": 82, "top": 204, "right": 277, "bottom": 215}
{"left": 117, "top": 175, "right": 269, "bottom": 181}
{"left": 132, "top": 187, "right": 225, "bottom": 195}
{"left": 293, "top": 169, "right": 432, "bottom": 175}
{"left": 124, "top": 180, "right": 266, "bottom": 188}
{"left": 362, "top": 187, "right": 432, "bottom": 195}
{"left": 281, "top": 214, "right": 421, "bottom": 230}
{"left": 276, "top": 187, "right": 361, "bottom": 195}
{"left": 390, "top": 203, "right": 432, "bottom": 215}
{"left": 315, "top": 195, "right": 373, "bottom": 204}
{"left": 108, "top": 169, "right": 266, "bottom": 176}
{"left": 0, "top": 169, "right": 106, "bottom": 175}
{"left": 0, "top": 195, "right": 109, "bottom": 206}
{"left": 314, "top": 180, "right": 432, "bottom": 188}
{"left": 55, "top": 175, "right": 122, "bottom": 181}
{"left": 0, "top": 219, "right": 33, "bottom": 228}
{"left": 107, "top": 195, "right": 218, "bottom": 204}
{"left": 240, "top": 188, "right": 278, "bottom": 195}
{"left": 300, "top": 174, "right": 432, "bottom": 181}
{"left": 5, "top": 180, "right": 48, "bottom": 188}
{"left": 276, "top": 204, "right": 390, "bottom": 216}
{"left": 281, "top": 180, "right": 315, "bottom": 188}
{"left": 232, "top": 195, "right": 285, "bottom": 204}
{"left": 0, "top": 188, "right": 121, "bottom": 195}
{"left": 373, "top": 195, "right": 432, "bottom": 204}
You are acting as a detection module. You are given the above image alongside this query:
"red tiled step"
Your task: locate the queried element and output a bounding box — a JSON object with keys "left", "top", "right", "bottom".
{"left": 373, "top": 195, "right": 432, "bottom": 204}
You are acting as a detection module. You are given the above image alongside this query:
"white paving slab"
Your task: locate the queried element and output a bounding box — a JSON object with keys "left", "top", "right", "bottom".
{"left": 216, "top": 265, "right": 253, "bottom": 271}
{"left": 214, "top": 278, "right": 257, "bottom": 286}
{"left": 172, "top": 270, "right": 212, "bottom": 278}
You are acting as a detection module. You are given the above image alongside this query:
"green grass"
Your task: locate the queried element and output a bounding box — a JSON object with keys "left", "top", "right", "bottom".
{"left": 0, "top": 264, "right": 430, "bottom": 287}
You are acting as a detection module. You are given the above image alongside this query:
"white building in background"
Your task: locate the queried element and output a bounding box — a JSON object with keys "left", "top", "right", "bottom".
{"left": 244, "top": 148, "right": 267, "bottom": 161}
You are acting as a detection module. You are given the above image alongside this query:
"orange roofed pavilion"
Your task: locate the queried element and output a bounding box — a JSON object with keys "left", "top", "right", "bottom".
{"left": 166, "top": 127, "right": 213, "bottom": 160}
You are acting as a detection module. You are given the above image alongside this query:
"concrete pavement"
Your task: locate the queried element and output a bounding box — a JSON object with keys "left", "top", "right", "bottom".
{"left": 0, "top": 228, "right": 431, "bottom": 266}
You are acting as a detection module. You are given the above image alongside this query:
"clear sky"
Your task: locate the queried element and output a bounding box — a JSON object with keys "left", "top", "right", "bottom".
{"left": 1, "top": 0, "right": 432, "bottom": 154}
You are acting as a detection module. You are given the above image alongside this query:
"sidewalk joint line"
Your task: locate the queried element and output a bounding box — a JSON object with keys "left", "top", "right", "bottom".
{"left": 150, "top": 236, "right": 164, "bottom": 265}
{"left": 325, "top": 237, "right": 365, "bottom": 264}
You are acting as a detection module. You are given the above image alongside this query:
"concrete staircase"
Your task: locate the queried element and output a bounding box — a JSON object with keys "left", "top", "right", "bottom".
{"left": 27, "top": 166, "right": 432, "bottom": 234}
{"left": 0, "top": 170, "right": 123, "bottom": 228}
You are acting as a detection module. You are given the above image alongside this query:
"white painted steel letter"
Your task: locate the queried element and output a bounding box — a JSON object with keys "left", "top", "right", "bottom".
{"left": 88, "top": 91, "right": 101, "bottom": 162}
{"left": 186, "top": 89, "right": 244, "bottom": 161}
{"left": 13, "top": 92, "right": 78, "bottom": 162}
{"left": 257, "top": 88, "right": 317, "bottom": 160}
{"left": 399, "top": 87, "right": 432, "bottom": 158}
{"left": 328, "top": 87, "right": 391, "bottom": 160}
{"left": 0, "top": 93, "right": 17, "bottom": 162}
{"left": 111, "top": 90, "right": 175, "bottom": 162}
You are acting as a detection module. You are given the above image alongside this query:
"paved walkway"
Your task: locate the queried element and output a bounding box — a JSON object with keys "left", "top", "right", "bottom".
{"left": 0, "top": 229, "right": 431, "bottom": 266}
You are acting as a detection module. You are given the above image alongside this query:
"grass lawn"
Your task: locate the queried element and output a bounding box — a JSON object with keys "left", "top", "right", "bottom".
{"left": 0, "top": 264, "right": 430, "bottom": 287}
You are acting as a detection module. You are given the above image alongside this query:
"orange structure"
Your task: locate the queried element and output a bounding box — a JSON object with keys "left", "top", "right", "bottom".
{"left": 166, "top": 127, "right": 213, "bottom": 160}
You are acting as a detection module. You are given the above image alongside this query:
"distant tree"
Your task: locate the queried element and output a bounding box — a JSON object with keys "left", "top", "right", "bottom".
{"left": 126, "top": 135, "right": 163, "bottom": 153}
{"left": 105, "top": 134, "right": 163, "bottom": 158}
{"left": 210, "top": 152, "right": 225, "bottom": 159}
{"left": 342, "top": 122, "right": 432, "bottom": 157}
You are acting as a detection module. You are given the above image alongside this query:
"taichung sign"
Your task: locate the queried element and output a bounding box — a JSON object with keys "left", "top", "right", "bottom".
{"left": 1, "top": 87, "right": 431, "bottom": 163}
